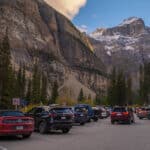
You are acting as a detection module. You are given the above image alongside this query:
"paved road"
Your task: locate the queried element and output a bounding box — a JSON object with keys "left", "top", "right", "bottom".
{"left": 1, "top": 117, "right": 150, "bottom": 150}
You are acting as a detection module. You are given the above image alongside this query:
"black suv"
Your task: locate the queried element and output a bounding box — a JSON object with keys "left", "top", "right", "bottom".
{"left": 26, "top": 106, "right": 73, "bottom": 134}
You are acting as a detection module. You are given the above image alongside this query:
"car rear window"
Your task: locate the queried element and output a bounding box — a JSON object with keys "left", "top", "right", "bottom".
{"left": 113, "top": 107, "right": 127, "bottom": 112}
{"left": 52, "top": 108, "right": 71, "bottom": 113}
{"left": 0, "top": 111, "right": 24, "bottom": 117}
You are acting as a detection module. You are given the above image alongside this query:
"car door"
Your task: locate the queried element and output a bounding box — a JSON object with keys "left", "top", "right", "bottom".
{"left": 34, "top": 108, "right": 45, "bottom": 127}
{"left": 27, "top": 107, "right": 44, "bottom": 128}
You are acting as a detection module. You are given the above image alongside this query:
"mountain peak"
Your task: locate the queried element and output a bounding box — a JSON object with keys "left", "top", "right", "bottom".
{"left": 119, "top": 17, "right": 145, "bottom": 26}
{"left": 90, "top": 17, "right": 147, "bottom": 39}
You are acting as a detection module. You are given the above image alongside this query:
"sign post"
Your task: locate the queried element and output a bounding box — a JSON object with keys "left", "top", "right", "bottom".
{"left": 12, "top": 98, "right": 20, "bottom": 110}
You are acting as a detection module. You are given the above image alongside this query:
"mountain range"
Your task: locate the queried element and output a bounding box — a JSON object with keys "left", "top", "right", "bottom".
{"left": 90, "top": 17, "right": 150, "bottom": 89}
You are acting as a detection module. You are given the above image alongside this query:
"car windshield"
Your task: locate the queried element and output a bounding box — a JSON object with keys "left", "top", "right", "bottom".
{"left": 0, "top": 111, "right": 24, "bottom": 117}
{"left": 113, "top": 107, "right": 127, "bottom": 112}
{"left": 52, "top": 108, "right": 71, "bottom": 113}
{"left": 75, "top": 107, "right": 84, "bottom": 112}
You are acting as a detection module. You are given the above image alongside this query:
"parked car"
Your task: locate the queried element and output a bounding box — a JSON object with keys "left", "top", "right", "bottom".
{"left": 92, "top": 107, "right": 100, "bottom": 122}
{"left": 99, "top": 107, "right": 109, "bottom": 119}
{"left": 111, "top": 106, "right": 134, "bottom": 124}
{"left": 26, "top": 106, "right": 73, "bottom": 134}
{"left": 137, "top": 107, "right": 150, "bottom": 119}
{"left": 0, "top": 110, "right": 34, "bottom": 138}
{"left": 74, "top": 104, "right": 94, "bottom": 122}
{"left": 69, "top": 107, "right": 88, "bottom": 125}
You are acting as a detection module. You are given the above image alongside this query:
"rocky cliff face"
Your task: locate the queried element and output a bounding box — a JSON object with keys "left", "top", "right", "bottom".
{"left": 89, "top": 17, "right": 150, "bottom": 89}
{"left": 0, "top": 0, "right": 107, "bottom": 99}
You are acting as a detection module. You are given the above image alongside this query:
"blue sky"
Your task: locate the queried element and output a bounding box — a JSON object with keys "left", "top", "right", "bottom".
{"left": 73, "top": 0, "right": 150, "bottom": 33}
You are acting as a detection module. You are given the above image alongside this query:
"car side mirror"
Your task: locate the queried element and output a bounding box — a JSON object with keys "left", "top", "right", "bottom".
{"left": 24, "top": 112, "right": 28, "bottom": 116}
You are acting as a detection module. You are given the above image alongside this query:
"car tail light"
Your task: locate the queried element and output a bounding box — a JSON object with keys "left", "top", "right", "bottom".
{"left": 27, "top": 119, "right": 34, "bottom": 123}
{"left": 123, "top": 112, "right": 129, "bottom": 115}
{"left": 111, "top": 112, "right": 116, "bottom": 116}
{"left": 49, "top": 113, "right": 57, "bottom": 118}
{"left": 0, "top": 119, "right": 3, "bottom": 124}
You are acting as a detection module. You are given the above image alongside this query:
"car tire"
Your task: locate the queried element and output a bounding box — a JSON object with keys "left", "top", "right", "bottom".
{"left": 139, "top": 117, "right": 142, "bottom": 120}
{"left": 22, "top": 133, "right": 32, "bottom": 139}
{"left": 111, "top": 121, "right": 114, "bottom": 124}
{"left": 80, "top": 122, "right": 85, "bottom": 125}
{"left": 93, "top": 118, "right": 98, "bottom": 122}
{"left": 62, "top": 128, "right": 70, "bottom": 134}
{"left": 39, "top": 121, "right": 48, "bottom": 134}
{"left": 127, "top": 119, "right": 132, "bottom": 124}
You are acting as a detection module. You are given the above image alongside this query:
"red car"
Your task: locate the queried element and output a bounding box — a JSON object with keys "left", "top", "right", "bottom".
{"left": 137, "top": 107, "right": 150, "bottom": 119}
{"left": 111, "top": 107, "right": 134, "bottom": 124}
{"left": 0, "top": 110, "right": 34, "bottom": 138}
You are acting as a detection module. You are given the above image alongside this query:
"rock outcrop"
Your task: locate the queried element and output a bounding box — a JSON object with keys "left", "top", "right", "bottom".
{"left": 0, "top": 0, "right": 107, "bottom": 99}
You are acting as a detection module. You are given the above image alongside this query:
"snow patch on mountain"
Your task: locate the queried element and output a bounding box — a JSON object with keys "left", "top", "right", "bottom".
{"left": 106, "top": 51, "right": 111, "bottom": 56}
{"left": 90, "top": 33, "right": 121, "bottom": 42}
{"left": 125, "top": 46, "right": 134, "bottom": 51}
{"left": 119, "top": 17, "right": 140, "bottom": 26}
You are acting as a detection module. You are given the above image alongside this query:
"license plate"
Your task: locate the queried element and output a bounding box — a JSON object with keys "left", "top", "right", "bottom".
{"left": 80, "top": 114, "right": 84, "bottom": 117}
{"left": 16, "top": 126, "right": 23, "bottom": 130}
{"left": 102, "top": 113, "right": 106, "bottom": 116}
{"left": 61, "top": 117, "right": 66, "bottom": 120}
{"left": 117, "top": 113, "right": 122, "bottom": 116}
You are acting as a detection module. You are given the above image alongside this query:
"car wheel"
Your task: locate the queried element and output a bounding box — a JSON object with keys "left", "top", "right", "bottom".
{"left": 131, "top": 119, "right": 135, "bottom": 123}
{"left": 111, "top": 120, "right": 114, "bottom": 124}
{"left": 80, "top": 122, "right": 85, "bottom": 125}
{"left": 87, "top": 118, "right": 91, "bottom": 122}
{"left": 22, "top": 133, "right": 32, "bottom": 138}
{"left": 127, "top": 119, "right": 132, "bottom": 124}
{"left": 93, "top": 118, "right": 98, "bottom": 122}
{"left": 147, "top": 116, "right": 150, "bottom": 120}
{"left": 62, "top": 128, "right": 70, "bottom": 134}
{"left": 139, "top": 117, "right": 142, "bottom": 120}
{"left": 39, "top": 121, "right": 48, "bottom": 134}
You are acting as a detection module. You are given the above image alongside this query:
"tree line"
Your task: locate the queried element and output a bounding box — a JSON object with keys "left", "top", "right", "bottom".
{"left": 1, "top": 35, "right": 150, "bottom": 108}
{"left": 0, "top": 35, "right": 59, "bottom": 109}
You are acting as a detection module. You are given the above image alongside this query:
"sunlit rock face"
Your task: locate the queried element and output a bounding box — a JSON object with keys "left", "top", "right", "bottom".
{"left": 0, "top": 0, "right": 107, "bottom": 99}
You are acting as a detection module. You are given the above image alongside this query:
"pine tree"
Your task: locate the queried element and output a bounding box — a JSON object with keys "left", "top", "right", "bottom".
{"left": 139, "top": 65, "right": 144, "bottom": 105}
{"left": 16, "top": 65, "right": 22, "bottom": 98}
{"left": 140, "top": 63, "right": 150, "bottom": 104}
{"left": 78, "top": 88, "right": 84, "bottom": 102}
{"left": 126, "top": 76, "right": 133, "bottom": 105}
{"left": 26, "top": 79, "right": 32, "bottom": 103}
{"left": 94, "top": 93, "right": 101, "bottom": 105}
{"left": 116, "top": 70, "right": 126, "bottom": 106}
{"left": 0, "top": 35, "right": 15, "bottom": 108}
{"left": 50, "top": 81, "right": 59, "bottom": 104}
{"left": 31, "top": 63, "right": 41, "bottom": 104}
{"left": 107, "top": 68, "right": 127, "bottom": 106}
{"left": 22, "top": 65, "right": 26, "bottom": 98}
{"left": 41, "top": 74, "right": 48, "bottom": 104}
{"left": 107, "top": 67, "right": 117, "bottom": 106}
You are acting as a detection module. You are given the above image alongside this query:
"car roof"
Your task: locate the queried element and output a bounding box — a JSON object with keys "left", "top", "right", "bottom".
{"left": 0, "top": 110, "right": 22, "bottom": 112}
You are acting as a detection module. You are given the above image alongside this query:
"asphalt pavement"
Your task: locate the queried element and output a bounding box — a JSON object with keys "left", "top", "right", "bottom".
{"left": 1, "top": 116, "right": 150, "bottom": 150}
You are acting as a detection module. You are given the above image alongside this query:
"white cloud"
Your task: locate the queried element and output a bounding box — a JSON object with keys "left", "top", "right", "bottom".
{"left": 44, "top": 0, "right": 87, "bottom": 20}
{"left": 77, "top": 25, "right": 88, "bottom": 33}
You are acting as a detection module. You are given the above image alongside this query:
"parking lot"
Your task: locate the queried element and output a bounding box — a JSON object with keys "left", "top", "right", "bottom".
{"left": 1, "top": 116, "right": 150, "bottom": 150}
